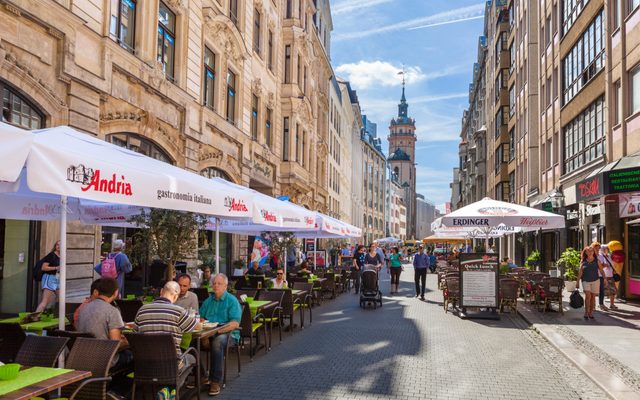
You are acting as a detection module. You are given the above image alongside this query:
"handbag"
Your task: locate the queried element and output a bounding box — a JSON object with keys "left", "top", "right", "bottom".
{"left": 569, "top": 290, "right": 584, "bottom": 309}
{"left": 604, "top": 256, "right": 621, "bottom": 282}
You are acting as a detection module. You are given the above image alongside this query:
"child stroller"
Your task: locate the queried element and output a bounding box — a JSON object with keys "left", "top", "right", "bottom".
{"left": 360, "top": 264, "right": 382, "bottom": 309}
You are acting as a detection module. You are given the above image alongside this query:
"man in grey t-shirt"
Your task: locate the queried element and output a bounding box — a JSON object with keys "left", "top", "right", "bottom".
{"left": 175, "top": 274, "right": 200, "bottom": 311}
{"left": 77, "top": 278, "right": 131, "bottom": 369}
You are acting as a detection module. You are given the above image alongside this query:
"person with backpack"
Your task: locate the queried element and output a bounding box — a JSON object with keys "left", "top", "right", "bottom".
{"left": 94, "top": 239, "right": 132, "bottom": 298}
{"left": 35, "top": 240, "right": 61, "bottom": 312}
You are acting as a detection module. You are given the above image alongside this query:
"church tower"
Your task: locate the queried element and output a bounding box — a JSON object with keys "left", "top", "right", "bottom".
{"left": 388, "top": 77, "right": 417, "bottom": 238}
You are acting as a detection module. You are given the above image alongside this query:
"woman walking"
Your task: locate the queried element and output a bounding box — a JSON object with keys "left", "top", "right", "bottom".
{"left": 577, "top": 246, "right": 600, "bottom": 319}
{"left": 365, "top": 243, "right": 384, "bottom": 271}
{"left": 388, "top": 247, "right": 403, "bottom": 294}
{"left": 35, "top": 240, "right": 61, "bottom": 313}
{"left": 352, "top": 245, "right": 366, "bottom": 294}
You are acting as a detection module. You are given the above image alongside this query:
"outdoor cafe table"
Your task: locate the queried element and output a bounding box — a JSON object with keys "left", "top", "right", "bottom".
{"left": 0, "top": 367, "right": 90, "bottom": 400}
{"left": 0, "top": 316, "right": 69, "bottom": 335}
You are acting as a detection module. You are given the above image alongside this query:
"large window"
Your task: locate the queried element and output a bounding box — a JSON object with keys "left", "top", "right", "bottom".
{"left": 267, "top": 30, "right": 274, "bottom": 71}
{"left": 204, "top": 47, "right": 215, "bottom": 109}
{"left": 265, "top": 108, "right": 272, "bottom": 148}
{"left": 253, "top": 9, "right": 261, "bottom": 55}
{"left": 284, "top": 45, "right": 291, "bottom": 83}
{"left": 282, "top": 117, "right": 290, "bottom": 161}
{"left": 509, "top": 172, "right": 515, "bottom": 203}
{"left": 226, "top": 70, "right": 236, "bottom": 123}
{"left": 295, "top": 123, "right": 300, "bottom": 163}
{"left": 251, "top": 94, "right": 259, "bottom": 140}
{"left": 109, "top": 0, "right": 136, "bottom": 51}
{"left": 157, "top": 2, "right": 176, "bottom": 81}
{"left": 562, "top": 9, "right": 604, "bottom": 105}
{"left": 631, "top": 66, "right": 640, "bottom": 115}
{"left": 508, "top": 128, "right": 515, "bottom": 161}
{"left": 495, "top": 106, "right": 508, "bottom": 138}
{"left": 1, "top": 83, "right": 43, "bottom": 129}
{"left": 509, "top": 85, "right": 515, "bottom": 118}
{"left": 200, "top": 167, "right": 230, "bottom": 180}
{"left": 108, "top": 133, "right": 172, "bottom": 163}
{"left": 229, "top": 0, "right": 239, "bottom": 26}
{"left": 562, "top": 0, "right": 590, "bottom": 35}
{"left": 495, "top": 31, "right": 507, "bottom": 66}
{"left": 563, "top": 96, "right": 605, "bottom": 174}
{"left": 286, "top": 0, "right": 292, "bottom": 18}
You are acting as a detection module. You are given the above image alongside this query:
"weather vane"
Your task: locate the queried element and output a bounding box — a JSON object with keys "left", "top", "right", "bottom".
{"left": 397, "top": 65, "right": 406, "bottom": 88}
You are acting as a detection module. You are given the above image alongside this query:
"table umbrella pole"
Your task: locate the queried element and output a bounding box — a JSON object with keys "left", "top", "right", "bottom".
{"left": 314, "top": 237, "right": 317, "bottom": 270}
{"left": 215, "top": 218, "right": 220, "bottom": 275}
{"left": 58, "top": 196, "right": 67, "bottom": 332}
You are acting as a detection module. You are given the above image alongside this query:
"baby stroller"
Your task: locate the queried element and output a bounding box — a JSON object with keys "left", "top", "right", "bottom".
{"left": 360, "top": 264, "right": 382, "bottom": 309}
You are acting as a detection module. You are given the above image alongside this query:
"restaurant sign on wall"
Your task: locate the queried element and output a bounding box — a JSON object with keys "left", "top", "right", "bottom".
{"left": 576, "top": 167, "right": 640, "bottom": 202}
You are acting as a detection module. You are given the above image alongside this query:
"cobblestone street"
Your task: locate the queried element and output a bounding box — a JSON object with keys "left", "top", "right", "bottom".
{"left": 215, "top": 266, "right": 608, "bottom": 400}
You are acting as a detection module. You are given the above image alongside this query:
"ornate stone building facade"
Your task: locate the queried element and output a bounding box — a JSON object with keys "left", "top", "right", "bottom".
{"left": 0, "top": 0, "right": 333, "bottom": 311}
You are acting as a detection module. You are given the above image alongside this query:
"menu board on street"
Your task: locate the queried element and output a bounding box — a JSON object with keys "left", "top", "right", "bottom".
{"left": 459, "top": 253, "right": 499, "bottom": 309}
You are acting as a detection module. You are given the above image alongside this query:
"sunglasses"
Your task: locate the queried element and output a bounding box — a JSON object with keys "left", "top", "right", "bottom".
{"left": 277, "top": 272, "right": 284, "bottom": 275}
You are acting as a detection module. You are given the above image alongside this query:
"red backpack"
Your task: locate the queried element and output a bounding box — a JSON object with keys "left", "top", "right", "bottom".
{"left": 100, "top": 253, "right": 118, "bottom": 279}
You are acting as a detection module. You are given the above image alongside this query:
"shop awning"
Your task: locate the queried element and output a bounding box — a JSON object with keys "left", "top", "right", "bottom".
{"left": 575, "top": 153, "right": 640, "bottom": 202}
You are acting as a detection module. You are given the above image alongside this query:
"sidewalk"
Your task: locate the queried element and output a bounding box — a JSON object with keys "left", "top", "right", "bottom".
{"left": 516, "top": 289, "right": 640, "bottom": 400}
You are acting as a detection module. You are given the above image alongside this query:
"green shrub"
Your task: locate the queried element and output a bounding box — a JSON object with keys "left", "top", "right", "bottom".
{"left": 558, "top": 247, "right": 581, "bottom": 281}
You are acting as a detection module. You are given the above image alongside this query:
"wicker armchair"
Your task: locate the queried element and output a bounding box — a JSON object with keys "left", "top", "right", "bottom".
{"left": 499, "top": 279, "right": 520, "bottom": 313}
{"left": 0, "top": 323, "right": 26, "bottom": 363}
{"left": 15, "top": 336, "right": 68, "bottom": 367}
{"left": 258, "top": 291, "right": 284, "bottom": 349}
{"left": 190, "top": 288, "right": 210, "bottom": 304}
{"left": 443, "top": 277, "right": 460, "bottom": 313}
{"left": 538, "top": 277, "right": 564, "bottom": 314}
{"left": 238, "top": 302, "right": 267, "bottom": 361}
{"left": 124, "top": 332, "right": 199, "bottom": 400}
{"left": 48, "top": 329, "right": 96, "bottom": 351}
{"left": 114, "top": 299, "right": 143, "bottom": 323}
{"left": 60, "top": 338, "right": 119, "bottom": 400}
{"left": 294, "top": 282, "right": 314, "bottom": 325}
{"left": 269, "top": 289, "right": 303, "bottom": 333}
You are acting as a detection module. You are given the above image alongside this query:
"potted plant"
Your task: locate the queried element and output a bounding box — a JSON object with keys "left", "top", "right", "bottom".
{"left": 557, "top": 247, "right": 580, "bottom": 292}
{"left": 525, "top": 250, "right": 541, "bottom": 270}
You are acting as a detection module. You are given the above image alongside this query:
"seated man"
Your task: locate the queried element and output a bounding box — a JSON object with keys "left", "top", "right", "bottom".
{"left": 76, "top": 278, "right": 132, "bottom": 370}
{"left": 199, "top": 266, "right": 212, "bottom": 288}
{"left": 297, "top": 261, "right": 312, "bottom": 277}
{"left": 271, "top": 268, "right": 288, "bottom": 289}
{"left": 175, "top": 273, "right": 200, "bottom": 311}
{"left": 134, "top": 281, "right": 201, "bottom": 379}
{"left": 245, "top": 261, "right": 264, "bottom": 276}
{"left": 199, "top": 274, "right": 241, "bottom": 397}
{"left": 73, "top": 278, "right": 101, "bottom": 329}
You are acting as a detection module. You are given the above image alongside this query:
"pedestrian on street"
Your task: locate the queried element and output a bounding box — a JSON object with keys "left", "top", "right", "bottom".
{"left": 413, "top": 245, "right": 430, "bottom": 300}
{"left": 365, "top": 244, "right": 384, "bottom": 277}
{"left": 599, "top": 244, "right": 618, "bottom": 310}
{"left": 35, "top": 240, "right": 61, "bottom": 313}
{"left": 352, "top": 245, "right": 366, "bottom": 294}
{"left": 591, "top": 241, "right": 607, "bottom": 311}
{"left": 94, "top": 239, "right": 132, "bottom": 298}
{"left": 577, "top": 246, "right": 600, "bottom": 319}
{"left": 428, "top": 251, "right": 437, "bottom": 273}
{"left": 389, "top": 247, "right": 403, "bottom": 294}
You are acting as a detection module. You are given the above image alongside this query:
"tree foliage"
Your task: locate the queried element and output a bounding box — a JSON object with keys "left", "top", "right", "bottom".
{"left": 129, "top": 209, "right": 207, "bottom": 280}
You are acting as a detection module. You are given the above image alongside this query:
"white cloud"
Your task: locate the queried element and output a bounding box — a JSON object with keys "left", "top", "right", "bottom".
{"left": 335, "top": 61, "right": 426, "bottom": 89}
{"left": 334, "top": 3, "right": 485, "bottom": 41}
{"left": 332, "top": 0, "right": 393, "bottom": 15}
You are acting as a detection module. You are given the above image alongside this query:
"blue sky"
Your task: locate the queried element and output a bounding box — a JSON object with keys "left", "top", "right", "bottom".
{"left": 330, "top": 0, "right": 485, "bottom": 209}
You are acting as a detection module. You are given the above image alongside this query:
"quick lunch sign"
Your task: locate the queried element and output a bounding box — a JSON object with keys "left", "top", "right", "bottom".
{"left": 576, "top": 166, "right": 640, "bottom": 202}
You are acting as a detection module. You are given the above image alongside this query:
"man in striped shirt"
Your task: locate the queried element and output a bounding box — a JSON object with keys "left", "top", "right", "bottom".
{"left": 134, "top": 281, "right": 201, "bottom": 376}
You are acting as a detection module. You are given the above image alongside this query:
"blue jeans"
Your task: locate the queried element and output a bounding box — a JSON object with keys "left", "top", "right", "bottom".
{"left": 209, "top": 333, "right": 236, "bottom": 383}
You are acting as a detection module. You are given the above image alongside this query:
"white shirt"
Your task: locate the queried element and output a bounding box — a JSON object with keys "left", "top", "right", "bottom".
{"left": 271, "top": 278, "right": 288, "bottom": 289}
{"left": 599, "top": 253, "right": 614, "bottom": 278}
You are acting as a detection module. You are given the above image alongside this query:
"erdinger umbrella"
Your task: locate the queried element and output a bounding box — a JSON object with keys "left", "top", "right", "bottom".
{"left": 437, "top": 198, "right": 565, "bottom": 230}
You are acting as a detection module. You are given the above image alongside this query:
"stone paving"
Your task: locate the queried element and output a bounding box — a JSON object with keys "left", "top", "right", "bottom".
{"left": 211, "top": 266, "right": 608, "bottom": 399}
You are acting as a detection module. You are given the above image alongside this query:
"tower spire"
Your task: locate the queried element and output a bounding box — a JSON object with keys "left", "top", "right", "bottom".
{"left": 399, "top": 66, "right": 406, "bottom": 103}
{"left": 397, "top": 66, "right": 409, "bottom": 119}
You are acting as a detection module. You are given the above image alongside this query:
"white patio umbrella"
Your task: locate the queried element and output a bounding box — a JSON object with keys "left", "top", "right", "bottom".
{"left": 437, "top": 197, "right": 565, "bottom": 250}
{"left": 374, "top": 236, "right": 402, "bottom": 245}
{"left": 0, "top": 123, "right": 256, "bottom": 330}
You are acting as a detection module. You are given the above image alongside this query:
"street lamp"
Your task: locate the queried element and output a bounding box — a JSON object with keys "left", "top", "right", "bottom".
{"left": 550, "top": 189, "right": 565, "bottom": 209}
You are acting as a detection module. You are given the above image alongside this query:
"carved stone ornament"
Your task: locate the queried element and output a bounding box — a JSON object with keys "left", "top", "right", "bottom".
{"left": 252, "top": 78, "right": 263, "bottom": 96}
{"left": 199, "top": 147, "right": 224, "bottom": 162}
{"left": 252, "top": 157, "right": 273, "bottom": 180}
{"left": 163, "top": 0, "right": 187, "bottom": 14}
{"left": 267, "top": 92, "right": 275, "bottom": 107}
{"left": 100, "top": 110, "right": 146, "bottom": 122}
{"left": 204, "top": 11, "right": 247, "bottom": 65}
{"left": 1, "top": 43, "right": 66, "bottom": 108}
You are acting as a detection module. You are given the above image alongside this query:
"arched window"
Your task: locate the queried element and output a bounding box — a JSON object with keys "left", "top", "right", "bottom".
{"left": 107, "top": 133, "right": 172, "bottom": 164}
{"left": 393, "top": 167, "right": 399, "bottom": 178}
{"left": 1, "top": 81, "right": 44, "bottom": 129}
{"left": 200, "top": 167, "right": 231, "bottom": 180}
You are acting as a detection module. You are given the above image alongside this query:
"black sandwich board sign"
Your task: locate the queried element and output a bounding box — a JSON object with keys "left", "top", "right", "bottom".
{"left": 459, "top": 253, "right": 500, "bottom": 319}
